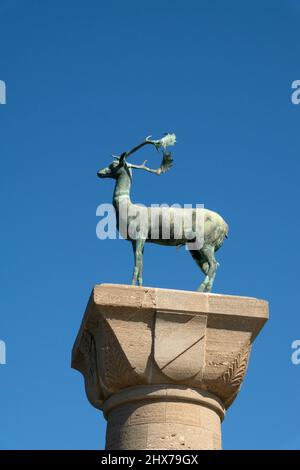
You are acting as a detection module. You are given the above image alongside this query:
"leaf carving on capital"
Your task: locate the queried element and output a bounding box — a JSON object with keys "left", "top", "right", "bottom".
{"left": 222, "top": 343, "right": 251, "bottom": 389}
{"left": 219, "top": 343, "right": 251, "bottom": 407}
{"left": 77, "top": 328, "right": 107, "bottom": 408}
{"left": 78, "top": 329, "right": 98, "bottom": 387}
{"left": 100, "top": 316, "right": 142, "bottom": 393}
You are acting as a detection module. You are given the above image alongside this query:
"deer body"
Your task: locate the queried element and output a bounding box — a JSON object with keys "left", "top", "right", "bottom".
{"left": 98, "top": 135, "right": 228, "bottom": 292}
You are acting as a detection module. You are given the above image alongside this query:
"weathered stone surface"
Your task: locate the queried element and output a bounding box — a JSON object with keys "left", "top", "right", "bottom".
{"left": 103, "top": 386, "right": 224, "bottom": 450}
{"left": 72, "top": 284, "right": 268, "bottom": 450}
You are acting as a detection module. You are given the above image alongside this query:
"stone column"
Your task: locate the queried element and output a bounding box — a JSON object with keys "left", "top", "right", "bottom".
{"left": 72, "top": 284, "right": 268, "bottom": 450}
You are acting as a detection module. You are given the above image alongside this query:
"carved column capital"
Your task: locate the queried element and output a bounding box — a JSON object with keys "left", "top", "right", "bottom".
{"left": 72, "top": 284, "right": 268, "bottom": 449}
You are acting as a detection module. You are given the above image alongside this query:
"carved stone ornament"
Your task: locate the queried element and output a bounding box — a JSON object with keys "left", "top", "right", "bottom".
{"left": 72, "top": 284, "right": 267, "bottom": 411}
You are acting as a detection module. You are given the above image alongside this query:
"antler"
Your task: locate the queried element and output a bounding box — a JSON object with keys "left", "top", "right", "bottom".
{"left": 117, "top": 136, "right": 156, "bottom": 162}
{"left": 148, "top": 133, "right": 177, "bottom": 149}
{"left": 128, "top": 151, "right": 173, "bottom": 175}
{"left": 114, "top": 133, "right": 177, "bottom": 163}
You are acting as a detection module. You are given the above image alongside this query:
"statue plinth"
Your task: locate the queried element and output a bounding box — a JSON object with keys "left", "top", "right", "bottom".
{"left": 72, "top": 284, "right": 268, "bottom": 450}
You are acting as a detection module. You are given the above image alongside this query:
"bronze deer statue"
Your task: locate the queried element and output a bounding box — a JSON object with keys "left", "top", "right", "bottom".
{"left": 97, "top": 134, "right": 228, "bottom": 292}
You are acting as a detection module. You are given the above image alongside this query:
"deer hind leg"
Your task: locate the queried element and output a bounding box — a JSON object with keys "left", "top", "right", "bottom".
{"left": 199, "top": 245, "right": 219, "bottom": 292}
{"left": 190, "top": 245, "right": 218, "bottom": 293}
{"left": 131, "top": 239, "right": 145, "bottom": 286}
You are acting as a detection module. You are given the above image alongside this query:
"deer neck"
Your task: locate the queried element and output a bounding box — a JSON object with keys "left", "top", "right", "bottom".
{"left": 113, "top": 172, "right": 132, "bottom": 209}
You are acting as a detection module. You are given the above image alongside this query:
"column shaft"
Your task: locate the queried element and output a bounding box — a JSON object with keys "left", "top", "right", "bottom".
{"left": 103, "top": 385, "right": 224, "bottom": 450}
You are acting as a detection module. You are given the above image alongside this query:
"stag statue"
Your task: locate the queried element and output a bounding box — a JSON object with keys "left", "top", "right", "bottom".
{"left": 97, "top": 134, "right": 228, "bottom": 292}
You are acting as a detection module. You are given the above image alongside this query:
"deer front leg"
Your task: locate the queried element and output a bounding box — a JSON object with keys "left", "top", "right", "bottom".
{"left": 131, "top": 239, "right": 145, "bottom": 286}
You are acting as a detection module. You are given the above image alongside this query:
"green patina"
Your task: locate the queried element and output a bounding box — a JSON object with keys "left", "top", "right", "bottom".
{"left": 97, "top": 134, "right": 228, "bottom": 292}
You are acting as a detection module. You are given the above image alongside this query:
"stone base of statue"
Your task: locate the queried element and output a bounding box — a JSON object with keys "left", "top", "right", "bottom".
{"left": 72, "top": 284, "right": 268, "bottom": 450}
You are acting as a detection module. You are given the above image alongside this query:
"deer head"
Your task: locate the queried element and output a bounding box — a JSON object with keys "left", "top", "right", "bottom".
{"left": 97, "top": 154, "right": 128, "bottom": 180}
{"left": 97, "top": 134, "right": 176, "bottom": 179}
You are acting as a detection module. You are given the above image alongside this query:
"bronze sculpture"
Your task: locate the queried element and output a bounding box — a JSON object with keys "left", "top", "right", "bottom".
{"left": 97, "top": 134, "right": 228, "bottom": 292}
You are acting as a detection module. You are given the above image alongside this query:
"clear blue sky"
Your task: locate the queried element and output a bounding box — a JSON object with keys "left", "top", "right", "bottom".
{"left": 1, "top": 0, "right": 300, "bottom": 450}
